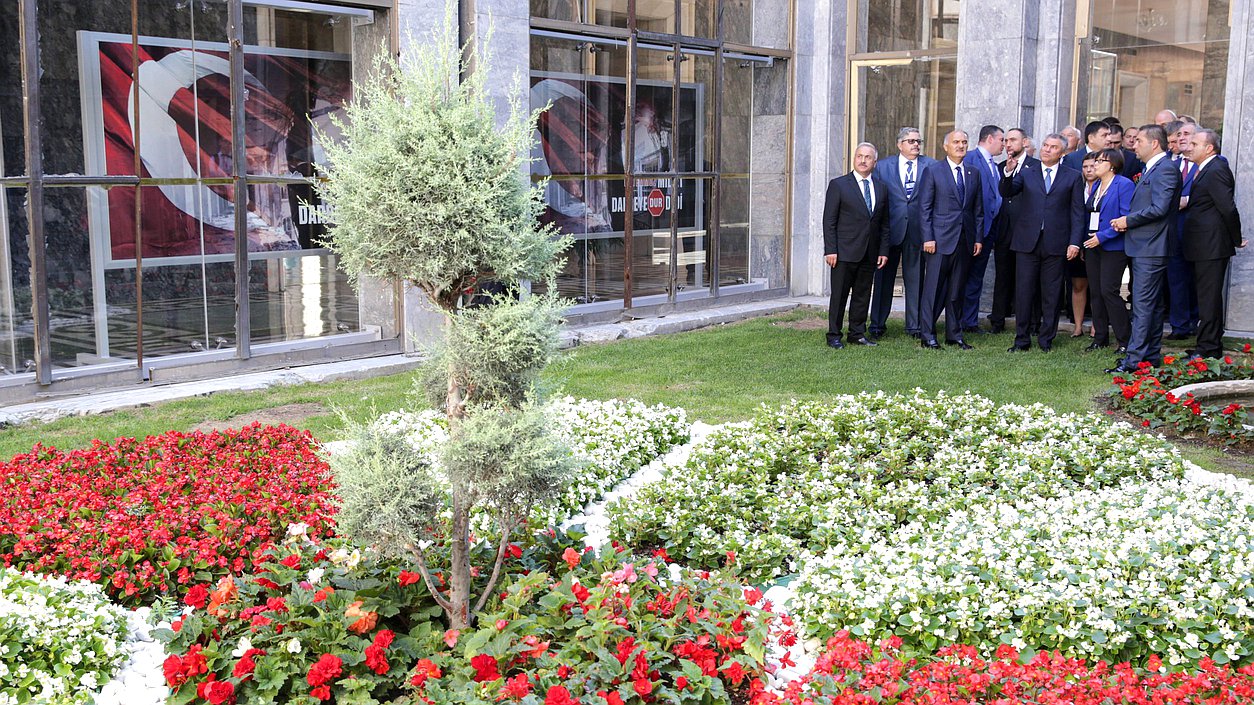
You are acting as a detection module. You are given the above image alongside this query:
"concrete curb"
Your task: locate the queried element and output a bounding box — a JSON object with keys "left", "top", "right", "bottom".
{"left": 559, "top": 300, "right": 801, "bottom": 348}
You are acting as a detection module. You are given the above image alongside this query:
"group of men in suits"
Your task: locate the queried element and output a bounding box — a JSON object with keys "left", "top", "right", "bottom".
{"left": 823, "top": 113, "right": 1245, "bottom": 368}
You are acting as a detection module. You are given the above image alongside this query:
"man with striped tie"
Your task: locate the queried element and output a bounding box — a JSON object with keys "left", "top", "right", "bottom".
{"left": 870, "top": 127, "right": 937, "bottom": 339}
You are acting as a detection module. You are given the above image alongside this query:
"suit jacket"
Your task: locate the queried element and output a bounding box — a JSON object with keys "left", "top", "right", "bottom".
{"left": 1089, "top": 175, "right": 1136, "bottom": 252}
{"left": 963, "top": 149, "right": 1003, "bottom": 241}
{"left": 918, "top": 159, "right": 984, "bottom": 256}
{"left": 1182, "top": 157, "right": 1243, "bottom": 262}
{"left": 1060, "top": 148, "right": 1096, "bottom": 173}
{"left": 822, "top": 172, "right": 891, "bottom": 263}
{"left": 1120, "top": 148, "right": 1143, "bottom": 180}
{"left": 998, "top": 159, "right": 1085, "bottom": 255}
{"left": 996, "top": 156, "right": 1033, "bottom": 240}
{"left": 1124, "top": 153, "right": 1183, "bottom": 258}
{"left": 874, "top": 155, "right": 937, "bottom": 247}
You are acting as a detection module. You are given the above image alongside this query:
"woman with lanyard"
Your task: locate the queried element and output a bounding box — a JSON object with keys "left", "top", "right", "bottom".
{"left": 1082, "top": 148, "right": 1136, "bottom": 353}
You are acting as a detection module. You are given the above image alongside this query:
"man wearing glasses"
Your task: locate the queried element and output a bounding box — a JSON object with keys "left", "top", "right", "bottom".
{"left": 870, "top": 128, "right": 936, "bottom": 340}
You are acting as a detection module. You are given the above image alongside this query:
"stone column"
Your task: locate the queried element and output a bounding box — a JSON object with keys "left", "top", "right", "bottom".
{"left": 788, "top": 0, "right": 848, "bottom": 296}
{"left": 1222, "top": 0, "right": 1254, "bottom": 336}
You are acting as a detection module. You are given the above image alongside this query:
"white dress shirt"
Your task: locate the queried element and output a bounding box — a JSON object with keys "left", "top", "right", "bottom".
{"left": 898, "top": 155, "right": 919, "bottom": 190}
{"left": 1142, "top": 151, "right": 1168, "bottom": 176}
{"left": 854, "top": 172, "right": 876, "bottom": 211}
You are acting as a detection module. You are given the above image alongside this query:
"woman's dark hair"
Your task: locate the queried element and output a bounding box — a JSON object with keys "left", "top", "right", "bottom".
{"left": 1100, "top": 147, "right": 1125, "bottom": 174}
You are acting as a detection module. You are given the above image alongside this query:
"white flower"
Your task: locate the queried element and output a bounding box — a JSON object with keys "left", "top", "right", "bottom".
{"left": 231, "top": 637, "right": 254, "bottom": 658}
{"left": 306, "top": 568, "right": 325, "bottom": 585}
{"left": 286, "top": 522, "right": 310, "bottom": 538}
{"left": 286, "top": 638, "right": 302, "bottom": 654}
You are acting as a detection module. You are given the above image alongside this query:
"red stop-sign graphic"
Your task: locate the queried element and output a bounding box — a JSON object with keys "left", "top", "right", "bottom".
{"left": 646, "top": 188, "right": 667, "bottom": 217}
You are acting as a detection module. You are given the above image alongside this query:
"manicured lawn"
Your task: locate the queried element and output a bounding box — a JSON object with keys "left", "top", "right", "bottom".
{"left": 0, "top": 308, "right": 1247, "bottom": 476}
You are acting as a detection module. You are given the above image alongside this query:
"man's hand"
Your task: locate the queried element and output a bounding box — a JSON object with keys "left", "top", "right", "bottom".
{"left": 1066, "top": 245, "right": 1080, "bottom": 260}
{"left": 973, "top": 243, "right": 983, "bottom": 257}
{"left": 877, "top": 256, "right": 888, "bottom": 269}
{"left": 923, "top": 241, "right": 937, "bottom": 254}
{"left": 1179, "top": 196, "right": 1190, "bottom": 210}
{"left": 1003, "top": 157, "right": 1017, "bottom": 174}
{"left": 1084, "top": 235, "right": 1101, "bottom": 249}
{"left": 1110, "top": 216, "right": 1128, "bottom": 232}
{"left": 1240, "top": 239, "right": 1249, "bottom": 249}
{"left": 825, "top": 254, "right": 838, "bottom": 267}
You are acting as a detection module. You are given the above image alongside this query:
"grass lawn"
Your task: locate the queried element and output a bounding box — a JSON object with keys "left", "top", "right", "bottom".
{"left": 0, "top": 308, "right": 1248, "bottom": 476}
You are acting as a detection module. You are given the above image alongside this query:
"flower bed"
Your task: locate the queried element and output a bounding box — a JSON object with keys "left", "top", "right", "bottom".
{"left": 158, "top": 530, "right": 786, "bottom": 705}
{"left": 0, "top": 568, "right": 129, "bottom": 705}
{"left": 0, "top": 424, "right": 337, "bottom": 606}
{"left": 793, "top": 479, "right": 1254, "bottom": 666}
{"left": 376, "top": 397, "right": 688, "bottom": 527}
{"left": 606, "top": 392, "right": 1183, "bottom": 580}
{"left": 1110, "top": 351, "right": 1254, "bottom": 445}
{"left": 760, "top": 632, "right": 1254, "bottom": 705}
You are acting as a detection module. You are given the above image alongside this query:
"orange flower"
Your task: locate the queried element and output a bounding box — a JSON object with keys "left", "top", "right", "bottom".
{"left": 345, "top": 600, "right": 379, "bottom": 634}
{"left": 206, "top": 576, "right": 239, "bottom": 617}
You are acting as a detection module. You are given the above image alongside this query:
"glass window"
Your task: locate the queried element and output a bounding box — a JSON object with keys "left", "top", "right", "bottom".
{"left": 853, "top": 57, "right": 956, "bottom": 162}
{"left": 590, "top": 0, "right": 676, "bottom": 33}
{"left": 718, "top": 177, "right": 749, "bottom": 286}
{"left": 681, "top": 0, "right": 717, "bottom": 38}
{"left": 856, "top": 0, "right": 960, "bottom": 53}
{"left": 1085, "top": 0, "right": 1229, "bottom": 128}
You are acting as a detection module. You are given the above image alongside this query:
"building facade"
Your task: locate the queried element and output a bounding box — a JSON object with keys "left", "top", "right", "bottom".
{"left": 1, "top": 0, "right": 1250, "bottom": 399}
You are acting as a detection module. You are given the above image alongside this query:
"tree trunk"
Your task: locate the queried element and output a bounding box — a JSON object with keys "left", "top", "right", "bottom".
{"left": 446, "top": 496, "right": 473, "bottom": 630}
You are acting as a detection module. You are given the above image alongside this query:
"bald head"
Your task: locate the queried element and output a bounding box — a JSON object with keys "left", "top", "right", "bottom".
{"left": 943, "top": 130, "right": 969, "bottom": 162}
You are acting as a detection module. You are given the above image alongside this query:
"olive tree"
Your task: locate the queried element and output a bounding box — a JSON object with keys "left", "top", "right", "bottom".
{"left": 315, "top": 13, "right": 574, "bottom": 630}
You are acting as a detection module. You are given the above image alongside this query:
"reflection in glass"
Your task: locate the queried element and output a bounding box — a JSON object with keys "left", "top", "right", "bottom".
{"left": 592, "top": 0, "right": 675, "bottom": 33}
{"left": 855, "top": 58, "right": 956, "bottom": 161}
{"left": 682, "top": 0, "right": 718, "bottom": 39}
{"left": 857, "top": 0, "right": 961, "bottom": 53}
{"left": 1085, "top": 0, "right": 1229, "bottom": 128}
{"left": 719, "top": 177, "right": 750, "bottom": 286}
{"left": 677, "top": 52, "right": 716, "bottom": 173}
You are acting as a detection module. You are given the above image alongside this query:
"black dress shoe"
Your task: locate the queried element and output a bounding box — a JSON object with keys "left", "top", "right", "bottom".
{"left": 1166, "top": 332, "right": 1193, "bottom": 340}
{"left": 1105, "top": 364, "right": 1137, "bottom": 374}
{"left": 989, "top": 325, "right": 1005, "bottom": 334}
{"left": 1115, "top": 345, "right": 1127, "bottom": 355}
{"left": 921, "top": 339, "right": 941, "bottom": 350}
{"left": 1039, "top": 344, "right": 1052, "bottom": 352}
{"left": 1085, "top": 341, "right": 1110, "bottom": 352}
{"left": 946, "top": 339, "right": 974, "bottom": 350}
{"left": 827, "top": 339, "right": 845, "bottom": 350}
{"left": 852, "top": 337, "right": 878, "bottom": 346}
{"left": 907, "top": 331, "right": 922, "bottom": 340}
{"left": 1008, "top": 345, "right": 1030, "bottom": 352}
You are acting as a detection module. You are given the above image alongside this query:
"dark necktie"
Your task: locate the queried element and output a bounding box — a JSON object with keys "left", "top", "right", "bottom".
{"left": 862, "top": 178, "right": 873, "bottom": 213}
{"left": 1044, "top": 167, "right": 1054, "bottom": 194}
{"left": 905, "top": 161, "right": 915, "bottom": 198}
{"left": 954, "top": 166, "right": 965, "bottom": 202}
{"left": 1185, "top": 162, "right": 1198, "bottom": 185}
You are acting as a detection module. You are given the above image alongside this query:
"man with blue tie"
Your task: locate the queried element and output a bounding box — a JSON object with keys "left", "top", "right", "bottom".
{"left": 918, "top": 130, "right": 984, "bottom": 350}
{"left": 1107, "top": 124, "right": 1183, "bottom": 373}
{"left": 869, "top": 127, "right": 936, "bottom": 339}
{"left": 999, "top": 134, "right": 1085, "bottom": 352}
{"left": 959, "top": 125, "right": 1005, "bottom": 334}
{"left": 1165, "top": 121, "right": 1200, "bottom": 340}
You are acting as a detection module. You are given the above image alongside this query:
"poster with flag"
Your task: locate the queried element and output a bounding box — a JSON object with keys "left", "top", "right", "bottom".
{"left": 77, "top": 32, "right": 351, "bottom": 268}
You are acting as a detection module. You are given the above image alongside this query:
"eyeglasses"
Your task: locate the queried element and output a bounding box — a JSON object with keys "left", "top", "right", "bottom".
{"left": 901, "top": 138, "right": 923, "bottom": 144}
{"left": 1094, "top": 158, "right": 1110, "bottom": 163}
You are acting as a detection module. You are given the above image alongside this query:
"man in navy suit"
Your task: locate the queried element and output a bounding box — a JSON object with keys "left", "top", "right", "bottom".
{"left": 959, "top": 125, "right": 1005, "bottom": 333}
{"left": 1180, "top": 128, "right": 1246, "bottom": 359}
{"left": 823, "top": 142, "right": 891, "bottom": 349}
{"left": 918, "top": 130, "right": 984, "bottom": 349}
{"left": 870, "top": 127, "right": 936, "bottom": 339}
{"left": 1165, "top": 121, "right": 1200, "bottom": 339}
{"left": 999, "top": 134, "right": 1085, "bottom": 352}
{"left": 1061, "top": 121, "right": 1111, "bottom": 173}
{"left": 1105, "top": 124, "right": 1143, "bottom": 179}
{"left": 1107, "top": 124, "right": 1183, "bottom": 373}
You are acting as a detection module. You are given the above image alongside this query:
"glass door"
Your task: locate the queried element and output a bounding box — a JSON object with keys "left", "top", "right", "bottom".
{"left": 848, "top": 55, "right": 956, "bottom": 163}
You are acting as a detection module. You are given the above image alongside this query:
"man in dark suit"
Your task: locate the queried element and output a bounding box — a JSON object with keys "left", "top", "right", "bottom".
{"left": 823, "top": 142, "right": 891, "bottom": 349}
{"left": 1061, "top": 121, "right": 1111, "bottom": 173}
{"left": 999, "top": 134, "right": 1085, "bottom": 352}
{"left": 918, "top": 130, "right": 984, "bottom": 349}
{"left": 1107, "top": 124, "right": 1183, "bottom": 373}
{"left": 1181, "top": 128, "right": 1245, "bottom": 359}
{"left": 870, "top": 127, "right": 937, "bottom": 339}
{"left": 959, "top": 125, "right": 1005, "bottom": 333}
{"left": 1105, "top": 124, "right": 1143, "bottom": 179}
{"left": 1165, "top": 121, "right": 1201, "bottom": 339}
{"left": 988, "top": 128, "right": 1029, "bottom": 333}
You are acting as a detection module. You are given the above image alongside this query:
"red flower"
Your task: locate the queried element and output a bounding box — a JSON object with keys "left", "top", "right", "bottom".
{"left": 557, "top": 665, "right": 573, "bottom": 679}
{"left": 725, "top": 550, "right": 737, "bottom": 566}
{"left": 411, "top": 658, "right": 442, "bottom": 688}
{"left": 344, "top": 601, "right": 378, "bottom": 634}
{"left": 722, "top": 660, "right": 747, "bottom": 686}
{"left": 471, "top": 654, "right": 501, "bottom": 682}
{"left": 521, "top": 634, "right": 550, "bottom": 659}
{"left": 365, "top": 630, "right": 395, "bottom": 675}
{"left": 633, "top": 678, "right": 653, "bottom": 696}
{"left": 183, "top": 583, "right": 209, "bottom": 609}
{"left": 545, "top": 685, "right": 578, "bottom": 705}
{"left": 676, "top": 676, "right": 689, "bottom": 690}
{"left": 280, "top": 554, "right": 301, "bottom": 569}
{"left": 507, "top": 543, "right": 522, "bottom": 559}
{"left": 310, "top": 684, "right": 331, "bottom": 701}
{"left": 571, "top": 581, "right": 590, "bottom": 603}
{"left": 444, "top": 629, "right": 460, "bottom": 648}
{"left": 307, "top": 653, "right": 343, "bottom": 687}
{"left": 232, "top": 648, "right": 265, "bottom": 679}
{"left": 1244, "top": 343, "right": 1252, "bottom": 353}
{"left": 599, "top": 690, "right": 626, "bottom": 705}
{"left": 562, "top": 547, "right": 581, "bottom": 570}
{"left": 398, "top": 570, "right": 421, "bottom": 586}
{"left": 198, "top": 675, "right": 235, "bottom": 705}
{"left": 502, "top": 673, "right": 532, "bottom": 699}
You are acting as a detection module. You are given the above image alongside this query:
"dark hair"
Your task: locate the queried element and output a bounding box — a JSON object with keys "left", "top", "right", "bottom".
{"left": 1102, "top": 116, "right": 1122, "bottom": 126}
{"left": 1082, "top": 151, "right": 1100, "bottom": 163}
{"left": 1083, "top": 121, "right": 1109, "bottom": 143}
{"left": 1106, "top": 124, "right": 1124, "bottom": 138}
{"left": 1007, "top": 127, "right": 1027, "bottom": 138}
{"left": 1138, "top": 124, "right": 1169, "bottom": 152}
{"left": 978, "top": 124, "right": 1004, "bottom": 142}
{"left": 1164, "top": 120, "right": 1184, "bottom": 136}
{"left": 1100, "top": 147, "right": 1125, "bottom": 173}
{"left": 1194, "top": 128, "right": 1221, "bottom": 155}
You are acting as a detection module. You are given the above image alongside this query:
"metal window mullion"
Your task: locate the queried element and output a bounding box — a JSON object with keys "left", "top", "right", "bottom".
{"left": 17, "top": 0, "right": 50, "bottom": 384}
{"left": 131, "top": 0, "right": 146, "bottom": 378}
{"left": 230, "top": 0, "right": 251, "bottom": 358}
{"left": 624, "top": 0, "right": 637, "bottom": 310}
{"left": 668, "top": 40, "right": 681, "bottom": 304}
{"left": 710, "top": 45, "right": 722, "bottom": 297}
